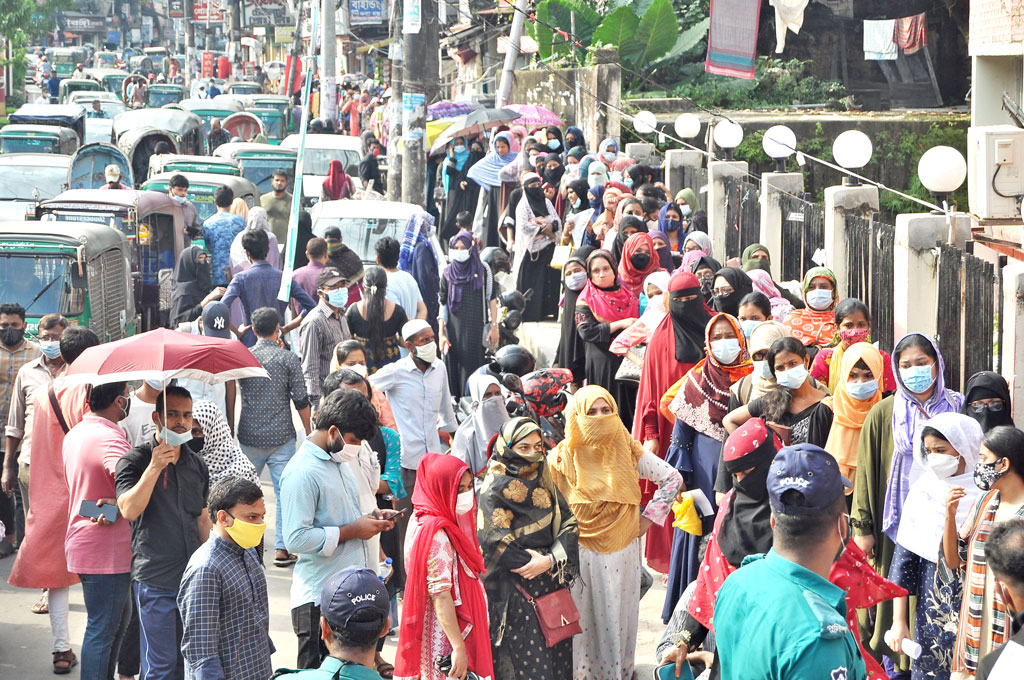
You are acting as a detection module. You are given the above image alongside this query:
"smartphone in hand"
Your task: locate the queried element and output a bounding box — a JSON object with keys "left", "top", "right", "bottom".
{"left": 80, "top": 500, "right": 119, "bottom": 524}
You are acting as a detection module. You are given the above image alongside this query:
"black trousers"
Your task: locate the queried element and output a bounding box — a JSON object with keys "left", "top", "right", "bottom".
{"left": 291, "top": 602, "right": 328, "bottom": 669}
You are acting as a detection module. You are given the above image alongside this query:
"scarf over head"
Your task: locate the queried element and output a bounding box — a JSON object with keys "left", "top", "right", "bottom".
{"left": 521, "top": 172, "right": 549, "bottom": 217}
{"left": 668, "top": 313, "right": 753, "bottom": 441}
{"left": 711, "top": 267, "right": 754, "bottom": 317}
{"left": 638, "top": 270, "right": 671, "bottom": 331}
{"left": 882, "top": 333, "right": 964, "bottom": 540}
{"left": 647, "top": 229, "right": 675, "bottom": 272}
{"left": 682, "top": 231, "right": 713, "bottom": 258}
{"left": 549, "top": 386, "right": 643, "bottom": 553}
{"left": 321, "top": 159, "right": 352, "bottom": 200}
{"left": 543, "top": 152, "right": 565, "bottom": 186}
{"left": 452, "top": 374, "right": 510, "bottom": 476}
{"left": 610, "top": 214, "right": 646, "bottom": 264}
{"left": 741, "top": 242, "right": 771, "bottom": 268}
{"left": 191, "top": 399, "right": 260, "bottom": 484}
{"left": 443, "top": 231, "right": 485, "bottom": 314}
{"left": 395, "top": 453, "right": 492, "bottom": 680}
{"left": 567, "top": 145, "right": 587, "bottom": 162}
{"left": 398, "top": 211, "right": 434, "bottom": 271}
{"left": 824, "top": 342, "right": 884, "bottom": 480}
{"left": 784, "top": 266, "right": 838, "bottom": 347}
{"left": 746, "top": 269, "right": 793, "bottom": 321}
{"left": 675, "top": 187, "right": 701, "bottom": 212}
{"left": 617, "top": 232, "right": 660, "bottom": 295}
{"left": 467, "top": 131, "right": 518, "bottom": 188}
{"left": 564, "top": 124, "right": 586, "bottom": 152}
{"left": 170, "top": 245, "right": 213, "bottom": 324}
{"left": 576, "top": 250, "right": 639, "bottom": 323}
{"left": 665, "top": 270, "right": 711, "bottom": 364}
{"left": 745, "top": 321, "right": 790, "bottom": 400}
{"left": 897, "top": 412, "right": 982, "bottom": 562}
{"left": 587, "top": 184, "right": 605, "bottom": 223}
{"left": 449, "top": 139, "right": 471, "bottom": 171}
{"left": 229, "top": 197, "right": 248, "bottom": 219}
{"left": 566, "top": 178, "right": 591, "bottom": 214}
{"left": 962, "top": 371, "right": 1013, "bottom": 432}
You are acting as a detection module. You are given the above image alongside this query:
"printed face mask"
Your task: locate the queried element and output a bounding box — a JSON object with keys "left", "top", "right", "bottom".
{"left": 974, "top": 459, "right": 1005, "bottom": 491}
{"left": 839, "top": 327, "right": 870, "bottom": 346}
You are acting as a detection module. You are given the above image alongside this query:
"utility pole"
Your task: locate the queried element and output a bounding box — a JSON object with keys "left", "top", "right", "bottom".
{"left": 321, "top": 0, "right": 338, "bottom": 125}
{"left": 400, "top": 0, "right": 439, "bottom": 208}
{"left": 385, "top": 0, "right": 403, "bottom": 200}
{"left": 184, "top": 0, "right": 196, "bottom": 84}
{"left": 495, "top": 0, "right": 528, "bottom": 108}
{"left": 229, "top": 0, "right": 243, "bottom": 71}
{"left": 285, "top": 0, "right": 304, "bottom": 96}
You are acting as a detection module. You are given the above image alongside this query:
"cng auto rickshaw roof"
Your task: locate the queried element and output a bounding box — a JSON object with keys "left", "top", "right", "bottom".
{"left": 113, "top": 108, "right": 203, "bottom": 138}
{"left": 0, "top": 219, "right": 127, "bottom": 257}
{"left": 0, "top": 153, "right": 73, "bottom": 169}
{"left": 0, "top": 124, "right": 76, "bottom": 138}
{"left": 40, "top": 189, "right": 185, "bottom": 216}
{"left": 10, "top": 104, "right": 87, "bottom": 125}
{"left": 150, "top": 154, "right": 240, "bottom": 172}
{"left": 212, "top": 142, "right": 297, "bottom": 159}
{"left": 178, "top": 98, "right": 244, "bottom": 114}
{"left": 143, "top": 172, "right": 259, "bottom": 196}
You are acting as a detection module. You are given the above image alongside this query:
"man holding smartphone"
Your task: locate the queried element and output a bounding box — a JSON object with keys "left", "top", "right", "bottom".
{"left": 62, "top": 380, "right": 133, "bottom": 680}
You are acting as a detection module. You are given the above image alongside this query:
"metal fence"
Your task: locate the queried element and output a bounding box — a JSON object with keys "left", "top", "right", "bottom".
{"left": 722, "top": 176, "right": 761, "bottom": 260}
{"left": 678, "top": 166, "right": 709, "bottom": 200}
{"left": 845, "top": 214, "right": 895, "bottom": 354}
{"left": 778, "top": 193, "right": 826, "bottom": 283}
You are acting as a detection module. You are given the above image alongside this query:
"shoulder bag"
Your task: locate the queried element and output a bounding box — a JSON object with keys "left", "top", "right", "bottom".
{"left": 514, "top": 581, "right": 582, "bottom": 647}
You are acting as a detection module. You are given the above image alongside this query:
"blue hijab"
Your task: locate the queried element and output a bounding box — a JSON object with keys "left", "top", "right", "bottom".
{"left": 564, "top": 126, "right": 586, "bottom": 158}
{"left": 588, "top": 184, "right": 605, "bottom": 224}
{"left": 442, "top": 139, "right": 471, "bottom": 193}
{"left": 466, "top": 132, "right": 517, "bottom": 189}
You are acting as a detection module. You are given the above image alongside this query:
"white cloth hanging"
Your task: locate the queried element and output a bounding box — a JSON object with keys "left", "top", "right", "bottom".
{"left": 863, "top": 19, "right": 898, "bottom": 60}
{"left": 770, "top": 0, "right": 810, "bottom": 53}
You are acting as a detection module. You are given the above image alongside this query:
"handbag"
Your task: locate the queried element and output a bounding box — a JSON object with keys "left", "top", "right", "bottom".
{"left": 514, "top": 582, "right": 582, "bottom": 647}
{"left": 549, "top": 244, "right": 572, "bottom": 270}
{"left": 614, "top": 344, "right": 647, "bottom": 383}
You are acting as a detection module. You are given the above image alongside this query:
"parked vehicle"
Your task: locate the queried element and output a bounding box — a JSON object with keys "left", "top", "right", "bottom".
{"left": 0, "top": 154, "right": 72, "bottom": 220}
{"left": 0, "top": 220, "right": 137, "bottom": 340}
{"left": 310, "top": 200, "right": 435, "bottom": 264}
{"left": 113, "top": 109, "right": 205, "bottom": 182}
{"left": 281, "top": 133, "right": 363, "bottom": 205}
{"left": 46, "top": 46, "right": 90, "bottom": 78}
{"left": 147, "top": 154, "right": 241, "bottom": 178}
{"left": 92, "top": 51, "right": 119, "bottom": 68}
{"left": 68, "top": 143, "right": 134, "bottom": 190}
{"left": 38, "top": 190, "right": 185, "bottom": 330}
{"left": 84, "top": 67, "right": 130, "bottom": 100}
{"left": 58, "top": 78, "right": 103, "bottom": 104}
{"left": 67, "top": 91, "right": 126, "bottom": 118}
{"left": 141, "top": 172, "right": 259, "bottom": 222}
{"left": 148, "top": 83, "right": 186, "bottom": 107}
{"left": 0, "top": 125, "right": 79, "bottom": 155}
{"left": 9, "top": 104, "right": 87, "bottom": 143}
{"left": 227, "top": 81, "right": 262, "bottom": 96}
{"left": 176, "top": 98, "right": 244, "bottom": 140}
{"left": 212, "top": 142, "right": 296, "bottom": 194}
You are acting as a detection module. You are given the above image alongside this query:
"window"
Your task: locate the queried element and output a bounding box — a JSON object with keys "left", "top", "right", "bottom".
{"left": 0, "top": 254, "right": 83, "bottom": 317}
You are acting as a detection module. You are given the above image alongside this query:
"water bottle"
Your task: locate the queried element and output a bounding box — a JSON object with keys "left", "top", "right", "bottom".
{"left": 378, "top": 557, "right": 393, "bottom": 582}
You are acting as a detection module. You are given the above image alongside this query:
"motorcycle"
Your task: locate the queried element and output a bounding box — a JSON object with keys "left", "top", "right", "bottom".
{"left": 500, "top": 368, "right": 573, "bottom": 448}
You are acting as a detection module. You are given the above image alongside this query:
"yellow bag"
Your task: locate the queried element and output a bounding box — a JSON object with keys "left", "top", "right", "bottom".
{"left": 671, "top": 494, "right": 703, "bottom": 536}
{"left": 549, "top": 244, "right": 572, "bottom": 270}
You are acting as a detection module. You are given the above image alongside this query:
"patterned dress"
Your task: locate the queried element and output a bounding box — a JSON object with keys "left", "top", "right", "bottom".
{"left": 346, "top": 303, "right": 409, "bottom": 374}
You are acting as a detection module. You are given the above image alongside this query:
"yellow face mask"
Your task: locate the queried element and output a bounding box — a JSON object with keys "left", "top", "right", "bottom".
{"left": 225, "top": 512, "right": 267, "bottom": 549}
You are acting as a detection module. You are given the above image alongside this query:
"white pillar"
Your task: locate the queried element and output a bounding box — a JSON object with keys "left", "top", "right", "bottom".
{"left": 665, "top": 149, "right": 703, "bottom": 199}
{"left": 759, "top": 172, "right": 804, "bottom": 282}
{"left": 824, "top": 185, "right": 879, "bottom": 301}
{"left": 1001, "top": 259, "right": 1024, "bottom": 427}
{"left": 707, "top": 160, "right": 747, "bottom": 261}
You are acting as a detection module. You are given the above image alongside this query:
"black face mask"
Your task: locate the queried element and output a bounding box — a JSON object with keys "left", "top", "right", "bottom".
{"left": 629, "top": 252, "right": 651, "bottom": 270}
{"left": 565, "top": 136, "right": 578, "bottom": 148}
{"left": 664, "top": 219, "right": 681, "bottom": 233}
{"left": 733, "top": 463, "right": 771, "bottom": 502}
{"left": 0, "top": 327, "right": 24, "bottom": 347}
{"left": 192, "top": 436, "right": 205, "bottom": 451}
{"left": 524, "top": 184, "right": 545, "bottom": 201}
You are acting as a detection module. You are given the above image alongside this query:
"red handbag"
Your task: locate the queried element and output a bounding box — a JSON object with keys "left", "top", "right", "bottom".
{"left": 514, "top": 582, "right": 582, "bottom": 647}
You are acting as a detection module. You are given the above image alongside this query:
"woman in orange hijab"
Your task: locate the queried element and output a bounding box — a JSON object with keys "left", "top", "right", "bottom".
{"left": 824, "top": 341, "right": 884, "bottom": 481}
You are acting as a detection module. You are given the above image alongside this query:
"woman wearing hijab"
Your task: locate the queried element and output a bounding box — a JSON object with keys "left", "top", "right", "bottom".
{"left": 726, "top": 320, "right": 790, "bottom": 410}
{"left": 616, "top": 232, "right": 660, "bottom": 297}
{"left": 656, "top": 202, "right": 686, "bottom": 253}
{"left": 608, "top": 214, "right": 647, "bottom": 267}
{"left": 592, "top": 185, "right": 627, "bottom": 242}
{"left": 563, "top": 126, "right": 586, "bottom": 157}
{"left": 440, "top": 136, "right": 484, "bottom": 242}
{"left": 689, "top": 253, "right": 722, "bottom": 306}
{"left": 467, "top": 131, "right": 519, "bottom": 247}
{"left": 170, "top": 245, "right": 215, "bottom": 326}
{"left": 439, "top": 232, "right": 498, "bottom": 397}
{"left": 661, "top": 313, "right": 752, "bottom": 621}
{"left": 586, "top": 160, "right": 609, "bottom": 189}
{"left": 681, "top": 231, "right": 713, "bottom": 258}
{"left": 190, "top": 400, "right": 260, "bottom": 485}
{"left": 512, "top": 172, "right": 561, "bottom": 322}
{"left": 399, "top": 211, "right": 442, "bottom": 333}
{"left": 886, "top": 413, "right": 983, "bottom": 680}
{"left": 563, "top": 179, "right": 594, "bottom": 246}
{"left": 740, "top": 242, "right": 771, "bottom": 270}
{"left": 543, "top": 126, "right": 564, "bottom": 154}
{"left": 549, "top": 386, "right": 682, "bottom": 680}
{"left": 230, "top": 206, "right": 280, "bottom": 275}
{"left": 597, "top": 138, "right": 634, "bottom": 175}
{"left": 395, "top": 454, "right": 493, "bottom": 680}
{"left": 610, "top": 270, "right": 672, "bottom": 357}
{"left": 478, "top": 418, "right": 579, "bottom": 680}
{"left": 451, "top": 375, "right": 509, "bottom": 479}
{"left": 575, "top": 250, "right": 639, "bottom": 426}
{"left": 745, "top": 268, "right": 794, "bottom": 321}
{"left": 961, "top": 371, "right": 1013, "bottom": 432}
{"left": 824, "top": 342, "right": 885, "bottom": 482}
{"left": 783, "top": 266, "right": 840, "bottom": 349}
{"left": 647, "top": 229, "right": 675, "bottom": 272}
{"left": 320, "top": 159, "right": 353, "bottom": 201}
{"left": 810, "top": 298, "right": 897, "bottom": 393}
{"left": 851, "top": 333, "right": 963, "bottom": 671}
{"left": 710, "top": 267, "right": 754, "bottom": 317}
{"left": 634, "top": 271, "right": 710, "bottom": 573}
{"left": 229, "top": 196, "right": 248, "bottom": 220}
{"left": 555, "top": 246, "right": 594, "bottom": 389}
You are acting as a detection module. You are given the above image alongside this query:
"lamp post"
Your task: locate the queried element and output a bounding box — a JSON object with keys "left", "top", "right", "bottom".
{"left": 763, "top": 125, "right": 797, "bottom": 173}
{"left": 674, "top": 113, "right": 701, "bottom": 140}
{"left": 917, "top": 145, "right": 968, "bottom": 244}
{"left": 712, "top": 120, "right": 743, "bottom": 161}
{"left": 832, "top": 130, "right": 873, "bottom": 186}
{"left": 632, "top": 110, "right": 657, "bottom": 136}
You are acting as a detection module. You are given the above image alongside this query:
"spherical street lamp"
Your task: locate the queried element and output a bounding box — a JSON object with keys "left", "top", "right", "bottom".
{"left": 832, "top": 130, "right": 873, "bottom": 185}
{"left": 632, "top": 110, "right": 657, "bottom": 136}
{"left": 712, "top": 120, "right": 743, "bottom": 160}
{"left": 917, "top": 145, "right": 967, "bottom": 207}
{"left": 762, "top": 125, "right": 797, "bottom": 173}
{"left": 674, "top": 113, "right": 701, "bottom": 139}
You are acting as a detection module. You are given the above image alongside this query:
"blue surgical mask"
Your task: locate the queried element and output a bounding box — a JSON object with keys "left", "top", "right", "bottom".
{"left": 326, "top": 287, "right": 349, "bottom": 308}
{"left": 572, "top": 198, "right": 581, "bottom": 209}
{"left": 453, "top": 144, "right": 466, "bottom": 153}
{"left": 547, "top": 139, "right": 560, "bottom": 150}
{"left": 160, "top": 426, "right": 193, "bottom": 447}
{"left": 845, "top": 379, "right": 879, "bottom": 401}
{"left": 710, "top": 338, "right": 741, "bottom": 365}
{"left": 145, "top": 378, "right": 165, "bottom": 391}
{"left": 602, "top": 151, "right": 616, "bottom": 163}
{"left": 775, "top": 364, "right": 809, "bottom": 389}
{"left": 39, "top": 340, "right": 61, "bottom": 359}
{"left": 900, "top": 364, "right": 935, "bottom": 394}
{"left": 680, "top": 205, "right": 692, "bottom": 217}
{"left": 740, "top": 320, "right": 760, "bottom": 338}
{"left": 623, "top": 178, "right": 634, "bottom": 189}
{"left": 170, "top": 194, "right": 187, "bottom": 204}
{"left": 752, "top": 359, "right": 773, "bottom": 380}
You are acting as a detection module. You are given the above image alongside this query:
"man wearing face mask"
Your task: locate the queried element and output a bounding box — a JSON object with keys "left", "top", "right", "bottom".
{"left": 280, "top": 389, "right": 398, "bottom": 669}
{"left": 168, "top": 174, "right": 202, "bottom": 241}
{"left": 300, "top": 267, "right": 353, "bottom": 410}
{"left": 976, "top": 518, "right": 1024, "bottom": 680}
{"left": 178, "top": 477, "right": 274, "bottom": 680}
{"left": 713, "top": 444, "right": 867, "bottom": 680}
{"left": 116, "top": 385, "right": 211, "bottom": 680}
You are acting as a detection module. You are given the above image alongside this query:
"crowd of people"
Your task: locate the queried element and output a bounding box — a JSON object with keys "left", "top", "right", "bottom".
{"left": 0, "top": 118, "right": 1023, "bottom": 680}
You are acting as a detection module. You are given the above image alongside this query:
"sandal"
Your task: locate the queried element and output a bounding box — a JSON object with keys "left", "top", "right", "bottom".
{"left": 273, "top": 553, "right": 298, "bottom": 567}
{"left": 32, "top": 590, "right": 49, "bottom": 615}
{"left": 53, "top": 650, "right": 77, "bottom": 675}
{"left": 376, "top": 662, "right": 394, "bottom": 679}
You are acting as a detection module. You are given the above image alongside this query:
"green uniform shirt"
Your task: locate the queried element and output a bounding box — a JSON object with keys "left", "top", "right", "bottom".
{"left": 713, "top": 549, "right": 867, "bottom": 680}
{"left": 280, "top": 656, "right": 382, "bottom": 680}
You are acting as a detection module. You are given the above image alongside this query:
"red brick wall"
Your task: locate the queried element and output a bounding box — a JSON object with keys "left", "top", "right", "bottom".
{"left": 971, "top": 0, "right": 1024, "bottom": 49}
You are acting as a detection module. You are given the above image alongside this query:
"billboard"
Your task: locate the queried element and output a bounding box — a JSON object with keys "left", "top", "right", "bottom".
{"left": 242, "top": 0, "right": 294, "bottom": 27}
{"left": 193, "top": 0, "right": 226, "bottom": 23}
{"left": 350, "top": 0, "right": 387, "bottom": 25}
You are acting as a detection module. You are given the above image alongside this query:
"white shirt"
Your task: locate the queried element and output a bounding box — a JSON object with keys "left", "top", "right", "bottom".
{"left": 120, "top": 394, "right": 157, "bottom": 447}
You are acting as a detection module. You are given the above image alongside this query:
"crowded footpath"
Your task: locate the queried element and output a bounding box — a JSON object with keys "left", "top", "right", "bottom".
{"left": 2, "top": 116, "right": 1024, "bottom": 680}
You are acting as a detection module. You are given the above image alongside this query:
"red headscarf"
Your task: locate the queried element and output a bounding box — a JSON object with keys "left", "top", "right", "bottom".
{"left": 394, "top": 454, "right": 494, "bottom": 679}
{"left": 617, "top": 232, "right": 660, "bottom": 295}
{"left": 576, "top": 250, "right": 639, "bottom": 323}
{"left": 322, "top": 159, "right": 352, "bottom": 200}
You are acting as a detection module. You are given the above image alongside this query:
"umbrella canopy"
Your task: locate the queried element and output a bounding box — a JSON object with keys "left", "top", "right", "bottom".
{"left": 63, "top": 328, "right": 268, "bottom": 386}
{"left": 429, "top": 107, "right": 519, "bottom": 155}
{"left": 427, "top": 101, "right": 477, "bottom": 121}
{"left": 506, "top": 103, "right": 564, "bottom": 128}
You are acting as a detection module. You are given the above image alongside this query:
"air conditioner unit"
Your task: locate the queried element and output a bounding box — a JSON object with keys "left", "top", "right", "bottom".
{"left": 968, "top": 125, "right": 1024, "bottom": 220}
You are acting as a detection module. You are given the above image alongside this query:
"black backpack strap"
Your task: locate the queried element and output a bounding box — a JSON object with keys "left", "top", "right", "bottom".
{"left": 49, "top": 385, "right": 70, "bottom": 435}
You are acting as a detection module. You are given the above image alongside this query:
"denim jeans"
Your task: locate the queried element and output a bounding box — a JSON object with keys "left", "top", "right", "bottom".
{"left": 134, "top": 581, "right": 184, "bottom": 680}
{"left": 240, "top": 441, "right": 294, "bottom": 551}
{"left": 79, "top": 572, "right": 132, "bottom": 680}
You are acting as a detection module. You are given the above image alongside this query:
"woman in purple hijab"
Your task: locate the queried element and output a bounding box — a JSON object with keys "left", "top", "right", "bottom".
{"left": 647, "top": 229, "right": 675, "bottom": 272}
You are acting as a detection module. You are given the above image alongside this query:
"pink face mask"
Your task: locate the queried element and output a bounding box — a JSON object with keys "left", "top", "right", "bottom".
{"left": 839, "top": 327, "right": 870, "bottom": 346}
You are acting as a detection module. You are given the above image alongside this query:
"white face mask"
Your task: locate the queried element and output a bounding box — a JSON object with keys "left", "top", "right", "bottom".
{"left": 927, "top": 453, "right": 961, "bottom": 479}
{"left": 752, "top": 359, "right": 773, "bottom": 380}
{"left": 328, "top": 442, "right": 362, "bottom": 464}
{"left": 455, "top": 490, "right": 475, "bottom": 515}
{"left": 345, "top": 362, "right": 368, "bottom": 377}
{"left": 414, "top": 341, "right": 438, "bottom": 363}
{"left": 775, "top": 364, "right": 809, "bottom": 389}
{"left": 451, "top": 249, "right": 471, "bottom": 263}
{"left": 710, "top": 338, "right": 741, "bottom": 365}
{"left": 805, "top": 288, "right": 834, "bottom": 311}
{"left": 565, "top": 271, "right": 587, "bottom": 291}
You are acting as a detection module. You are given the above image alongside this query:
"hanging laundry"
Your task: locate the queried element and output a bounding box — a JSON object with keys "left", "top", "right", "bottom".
{"left": 863, "top": 19, "right": 897, "bottom": 60}
{"left": 770, "top": 0, "right": 810, "bottom": 53}
{"left": 894, "top": 12, "right": 928, "bottom": 55}
{"left": 706, "top": 0, "right": 763, "bottom": 80}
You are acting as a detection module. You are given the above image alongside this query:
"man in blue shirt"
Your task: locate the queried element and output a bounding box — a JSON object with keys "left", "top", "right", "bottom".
{"left": 713, "top": 444, "right": 867, "bottom": 680}
{"left": 280, "top": 390, "right": 397, "bottom": 669}
{"left": 201, "top": 186, "right": 246, "bottom": 287}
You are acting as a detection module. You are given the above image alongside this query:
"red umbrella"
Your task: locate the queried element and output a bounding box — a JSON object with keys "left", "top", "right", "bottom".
{"left": 63, "top": 328, "right": 268, "bottom": 386}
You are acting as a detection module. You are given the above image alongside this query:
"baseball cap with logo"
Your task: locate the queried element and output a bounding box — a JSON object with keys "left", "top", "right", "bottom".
{"left": 201, "top": 301, "right": 231, "bottom": 339}
{"left": 319, "top": 566, "right": 390, "bottom": 644}
{"left": 767, "top": 443, "right": 852, "bottom": 515}
{"left": 316, "top": 266, "right": 347, "bottom": 290}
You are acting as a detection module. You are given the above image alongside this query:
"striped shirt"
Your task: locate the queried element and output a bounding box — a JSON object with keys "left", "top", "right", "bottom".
{"left": 298, "top": 299, "right": 350, "bottom": 408}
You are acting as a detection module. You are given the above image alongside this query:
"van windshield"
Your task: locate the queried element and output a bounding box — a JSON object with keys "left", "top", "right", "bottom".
{"left": 0, "top": 164, "right": 68, "bottom": 200}
{"left": 302, "top": 148, "right": 361, "bottom": 176}
{"left": 0, "top": 254, "right": 81, "bottom": 316}
{"left": 312, "top": 216, "right": 406, "bottom": 262}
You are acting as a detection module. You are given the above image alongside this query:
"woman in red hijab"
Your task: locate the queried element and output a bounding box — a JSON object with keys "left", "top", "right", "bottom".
{"left": 320, "top": 159, "right": 353, "bottom": 201}
{"left": 395, "top": 453, "right": 494, "bottom": 680}
{"left": 617, "top": 232, "right": 660, "bottom": 297}
{"left": 633, "top": 270, "right": 710, "bottom": 573}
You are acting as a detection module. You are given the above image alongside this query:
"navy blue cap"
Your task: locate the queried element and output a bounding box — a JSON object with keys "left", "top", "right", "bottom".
{"left": 201, "top": 301, "right": 230, "bottom": 339}
{"left": 319, "top": 566, "right": 389, "bottom": 633}
{"left": 767, "top": 443, "right": 852, "bottom": 515}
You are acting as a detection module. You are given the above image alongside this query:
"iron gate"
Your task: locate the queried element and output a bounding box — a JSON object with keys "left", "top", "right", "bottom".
{"left": 845, "top": 214, "right": 895, "bottom": 354}
{"left": 778, "top": 193, "right": 825, "bottom": 283}
{"left": 722, "top": 176, "right": 761, "bottom": 260}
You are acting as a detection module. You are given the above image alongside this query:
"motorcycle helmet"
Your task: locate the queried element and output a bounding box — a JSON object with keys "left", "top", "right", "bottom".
{"left": 488, "top": 344, "right": 535, "bottom": 377}
{"left": 481, "top": 247, "right": 511, "bottom": 274}
{"left": 498, "top": 290, "right": 526, "bottom": 313}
